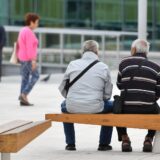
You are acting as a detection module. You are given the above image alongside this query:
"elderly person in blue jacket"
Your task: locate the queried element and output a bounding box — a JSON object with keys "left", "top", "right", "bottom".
{"left": 59, "top": 40, "right": 113, "bottom": 151}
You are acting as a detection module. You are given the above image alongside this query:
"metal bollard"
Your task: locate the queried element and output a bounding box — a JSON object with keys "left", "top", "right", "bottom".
{"left": 153, "top": 131, "right": 160, "bottom": 153}
{"left": 1, "top": 153, "right": 10, "bottom": 160}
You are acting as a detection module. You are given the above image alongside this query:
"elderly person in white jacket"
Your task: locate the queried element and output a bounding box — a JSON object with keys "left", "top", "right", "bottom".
{"left": 59, "top": 40, "right": 113, "bottom": 151}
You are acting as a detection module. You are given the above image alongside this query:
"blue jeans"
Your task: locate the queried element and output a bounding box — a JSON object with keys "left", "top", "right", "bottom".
{"left": 20, "top": 61, "right": 39, "bottom": 95}
{"left": 61, "top": 100, "right": 113, "bottom": 145}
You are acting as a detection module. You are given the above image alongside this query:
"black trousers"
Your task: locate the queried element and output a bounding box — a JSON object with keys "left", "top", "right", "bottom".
{"left": 117, "top": 103, "right": 160, "bottom": 141}
{"left": 0, "top": 49, "right": 2, "bottom": 81}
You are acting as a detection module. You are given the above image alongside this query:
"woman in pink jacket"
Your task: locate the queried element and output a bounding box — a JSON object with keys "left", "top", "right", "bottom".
{"left": 17, "top": 13, "right": 40, "bottom": 106}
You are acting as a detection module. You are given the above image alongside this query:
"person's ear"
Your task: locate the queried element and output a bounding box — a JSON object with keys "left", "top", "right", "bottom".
{"left": 30, "top": 21, "right": 34, "bottom": 26}
{"left": 131, "top": 47, "right": 136, "bottom": 56}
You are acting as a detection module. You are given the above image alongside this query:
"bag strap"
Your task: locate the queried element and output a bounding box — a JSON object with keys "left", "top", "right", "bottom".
{"left": 68, "top": 60, "right": 99, "bottom": 89}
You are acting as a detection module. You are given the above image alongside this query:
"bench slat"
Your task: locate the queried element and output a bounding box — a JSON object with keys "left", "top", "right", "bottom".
{"left": 2, "top": 121, "right": 49, "bottom": 134}
{"left": 45, "top": 113, "right": 160, "bottom": 130}
{"left": 0, "top": 120, "right": 51, "bottom": 153}
{"left": 0, "top": 120, "right": 32, "bottom": 134}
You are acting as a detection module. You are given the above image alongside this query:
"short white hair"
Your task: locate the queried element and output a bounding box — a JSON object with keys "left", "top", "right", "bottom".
{"left": 131, "top": 39, "right": 150, "bottom": 54}
{"left": 82, "top": 40, "right": 99, "bottom": 53}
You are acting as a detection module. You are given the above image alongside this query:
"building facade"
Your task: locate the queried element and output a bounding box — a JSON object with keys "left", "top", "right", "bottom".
{"left": 0, "top": 0, "right": 160, "bottom": 50}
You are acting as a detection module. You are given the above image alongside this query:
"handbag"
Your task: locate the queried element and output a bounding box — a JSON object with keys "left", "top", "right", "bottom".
{"left": 10, "top": 42, "right": 19, "bottom": 64}
{"left": 64, "top": 60, "right": 99, "bottom": 96}
{"left": 113, "top": 95, "right": 123, "bottom": 114}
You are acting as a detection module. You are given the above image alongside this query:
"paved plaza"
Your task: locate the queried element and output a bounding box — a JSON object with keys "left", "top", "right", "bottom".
{"left": 0, "top": 71, "right": 160, "bottom": 160}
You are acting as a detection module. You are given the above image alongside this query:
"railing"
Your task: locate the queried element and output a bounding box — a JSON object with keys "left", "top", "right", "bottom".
{"left": 4, "top": 26, "right": 138, "bottom": 73}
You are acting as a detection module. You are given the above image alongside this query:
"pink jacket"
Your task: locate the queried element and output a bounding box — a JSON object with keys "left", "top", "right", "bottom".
{"left": 17, "top": 26, "right": 38, "bottom": 61}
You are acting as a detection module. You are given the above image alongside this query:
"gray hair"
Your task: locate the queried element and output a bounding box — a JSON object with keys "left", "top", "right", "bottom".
{"left": 131, "top": 39, "right": 150, "bottom": 54}
{"left": 82, "top": 40, "right": 99, "bottom": 53}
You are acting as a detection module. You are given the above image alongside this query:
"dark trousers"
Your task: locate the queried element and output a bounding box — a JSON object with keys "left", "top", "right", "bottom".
{"left": 0, "top": 49, "right": 2, "bottom": 81}
{"left": 61, "top": 100, "right": 113, "bottom": 145}
{"left": 117, "top": 104, "right": 160, "bottom": 141}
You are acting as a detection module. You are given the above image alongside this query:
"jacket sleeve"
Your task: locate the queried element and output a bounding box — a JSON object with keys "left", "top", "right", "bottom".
{"left": 116, "top": 63, "right": 122, "bottom": 90}
{"left": 156, "top": 72, "right": 160, "bottom": 99}
{"left": 116, "top": 71, "right": 122, "bottom": 89}
{"left": 58, "top": 64, "right": 71, "bottom": 98}
{"left": 103, "top": 68, "right": 113, "bottom": 100}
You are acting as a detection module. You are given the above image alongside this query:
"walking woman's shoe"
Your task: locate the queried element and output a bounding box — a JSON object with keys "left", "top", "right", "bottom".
{"left": 19, "top": 95, "right": 33, "bottom": 106}
{"left": 20, "top": 101, "right": 33, "bottom": 106}
{"left": 122, "top": 135, "right": 132, "bottom": 152}
{"left": 143, "top": 137, "right": 153, "bottom": 152}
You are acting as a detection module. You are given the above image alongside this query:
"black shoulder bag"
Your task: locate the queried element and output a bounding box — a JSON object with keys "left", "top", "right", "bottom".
{"left": 64, "top": 60, "right": 99, "bottom": 95}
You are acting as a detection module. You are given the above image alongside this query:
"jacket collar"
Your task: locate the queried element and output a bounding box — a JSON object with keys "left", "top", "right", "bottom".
{"left": 133, "top": 52, "right": 147, "bottom": 59}
{"left": 82, "top": 51, "right": 99, "bottom": 60}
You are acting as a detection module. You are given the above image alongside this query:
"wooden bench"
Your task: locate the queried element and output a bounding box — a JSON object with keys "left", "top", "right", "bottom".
{"left": 45, "top": 113, "right": 160, "bottom": 153}
{"left": 0, "top": 120, "right": 51, "bottom": 160}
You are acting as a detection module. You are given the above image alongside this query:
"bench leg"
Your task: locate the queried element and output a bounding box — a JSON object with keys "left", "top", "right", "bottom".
{"left": 1, "top": 153, "right": 10, "bottom": 160}
{"left": 153, "top": 131, "right": 160, "bottom": 153}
